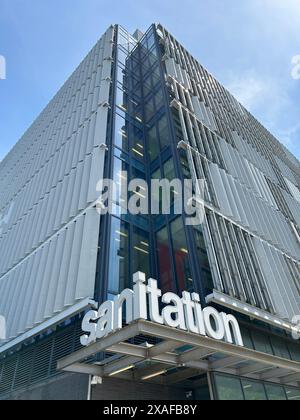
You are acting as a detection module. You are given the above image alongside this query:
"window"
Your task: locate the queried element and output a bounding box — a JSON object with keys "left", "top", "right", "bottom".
{"left": 158, "top": 114, "right": 170, "bottom": 149}
{"left": 163, "top": 159, "right": 178, "bottom": 208}
{"left": 265, "top": 384, "right": 287, "bottom": 400}
{"left": 108, "top": 218, "right": 129, "bottom": 294}
{"left": 214, "top": 374, "right": 244, "bottom": 401}
{"left": 194, "top": 225, "right": 214, "bottom": 294}
{"left": 240, "top": 327, "right": 254, "bottom": 349}
{"left": 242, "top": 379, "right": 267, "bottom": 400}
{"left": 131, "top": 125, "right": 144, "bottom": 160}
{"left": 214, "top": 374, "right": 300, "bottom": 401}
{"left": 270, "top": 336, "right": 291, "bottom": 360}
{"left": 113, "top": 157, "right": 129, "bottom": 213}
{"left": 148, "top": 125, "right": 159, "bottom": 161}
{"left": 285, "top": 387, "right": 300, "bottom": 401}
{"left": 154, "top": 89, "right": 164, "bottom": 111}
{"left": 252, "top": 330, "right": 273, "bottom": 355}
{"left": 145, "top": 98, "right": 155, "bottom": 122}
{"left": 288, "top": 343, "right": 300, "bottom": 362}
{"left": 132, "top": 227, "right": 150, "bottom": 279}
{"left": 170, "top": 217, "right": 193, "bottom": 292}
{"left": 156, "top": 227, "right": 173, "bottom": 293}
{"left": 115, "top": 114, "right": 128, "bottom": 152}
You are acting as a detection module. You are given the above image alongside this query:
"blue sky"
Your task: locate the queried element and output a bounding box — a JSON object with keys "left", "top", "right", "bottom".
{"left": 0, "top": 0, "right": 299, "bottom": 161}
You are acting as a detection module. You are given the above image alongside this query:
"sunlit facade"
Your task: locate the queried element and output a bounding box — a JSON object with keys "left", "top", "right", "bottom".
{"left": 0, "top": 24, "right": 299, "bottom": 400}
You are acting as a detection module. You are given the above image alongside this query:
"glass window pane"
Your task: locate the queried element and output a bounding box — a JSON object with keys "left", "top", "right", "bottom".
{"left": 194, "top": 225, "right": 214, "bottom": 294}
{"left": 242, "top": 380, "right": 267, "bottom": 400}
{"left": 214, "top": 374, "right": 244, "bottom": 401}
{"left": 115, "top": 114, "right": 128, "bottom": 151}
{"left": 288, "top": 343, "right": 300, "bottom": 362}
{"left": 265, "top": 384, "right": 287, "bottom": 400}
{"left": 148, "top": 125, "right": 159, "bottom": 161}
{"left": 131, "top": 125, "right": 144, "bottom": 160}
{"left": 270, "top": 337, "right": 291, "bottom": 360}
{"left": 113, "top": 157, "right": 129, "bottom": 212}
{"left": 240, "top": 327, "right": 254, "bottom": 349}
{"left": 252, "top": 331, "right": 273, "bottom": 355}
{"left": 108, "top": 218, "right": 129, "bottom": 294}
{"left": 285, "top": 387, "right": 300, "bottom": 401}
{"left": 158, "top": 114, "right": 170, "bottom": 149}
{"left": 171, "top": 217, "right": 193, "bottom": 292}
{"left": 156, "top": 227, "right": 174, "bottom": 293}
{"left": 132, "top": 227, "right": 150, "bottom": 280}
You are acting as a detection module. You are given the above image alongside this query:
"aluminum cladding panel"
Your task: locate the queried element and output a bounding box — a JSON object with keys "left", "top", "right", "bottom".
{"left": 0, "top": 26, "right": 114, "bottom": 344}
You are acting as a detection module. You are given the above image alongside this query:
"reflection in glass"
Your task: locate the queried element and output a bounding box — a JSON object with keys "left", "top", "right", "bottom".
{"left": 148, "top": 125, "right": 159, "bottom": 161}
{"left": 242, "top": 380, "right": 267, "bottom": 400}
{"left": 194, "top": 225, "right": 214, "bottom": 294}
{"left": 252, "top": 331, "right": 274, "bottom": 355}
{"left": 285, "top": 387, "right": 300, "bottom": 401}
{"left": 215, "top": 374, "right": 244, "bottom": 401}
{"left": 156, "top": 227, "right": 173, "bottom": 293}
{"left": 108, "top": 217, "right": 129, "bottom": 294}
{"left": 170, "top": 217, "right": 193, "bottom": 292}
{"left": 133, "top": 227, "right": 150, "bottom": 279}
{"left": 115, "top": 114, "right": 128, "bottom": 151}
{"left": 265, "top": 384, "right": 287, "bottom": 400}
{"left": 270, "top": 337, "right": 291, "bottom": 360}
{"left": 158, "top": 114, "right": 170, "bottom": 149}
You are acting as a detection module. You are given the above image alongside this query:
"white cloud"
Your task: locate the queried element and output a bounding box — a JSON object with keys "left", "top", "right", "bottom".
{"left": 291, "top": 55, "right": 300, "bottom": 80}
{"left": 225, "top": 70, "right": 300, "bottom": 159}
{"left": 226, "top": 72, "right": 268, "bottom": 110}
{"left": 0, "top": 55, "right": 6, "bottom": 80}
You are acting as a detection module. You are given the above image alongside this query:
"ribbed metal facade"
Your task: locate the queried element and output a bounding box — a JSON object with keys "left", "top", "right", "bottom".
{"left": 157, "top": 23, "right": 300, "bottom": 322}
{"left": 0, "top": 26, "right": 114, "bottom": 341}
{"left": 0, "top": 23, "right": 299, "bottom": 399}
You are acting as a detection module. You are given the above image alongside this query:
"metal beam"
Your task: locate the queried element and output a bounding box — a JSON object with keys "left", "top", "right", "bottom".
{"left": 148, "top": 341, "right": 179, "bottom": 358}
{"left": 137, "top": 364, "right": 167, "bottom": 381}
{"left": 57, "top": 322, "right": 140, "bottom": 371}
{"left": 280, "top": 373, "right": 300, "bottom": 385}
{"left": 184, "top": 360, "right": 209, "bottom": 371}
{"left": 211, "top": 356, "right": 243, "bottom": 370}
{"left": 166, "top": 369, "right": 202, "bottom": 385}
{"left": 260, "top": 368, "right": 291, "bottom": 381}
{"left": 57, "top": 321, "right": 300, "bottom": 382}
{"left": 206, "top": 290, "right": 295, "bottom": 336}
{"left": 138, "top": 321, "right": 300, "bottom": 374}
{"left": 107, "top": 343, "right": 147, "bottom": 358}
{"left": 103, "top": 356, "right": 140, "bottom": 376}
{"left": 238, "top": 363, "right": 270, "bottom": 376}
{"left": 180, "top": 347, "right": 215, "bottom": 364}
{"left": 63, "top": 363, "right": 104, "bottom": 376}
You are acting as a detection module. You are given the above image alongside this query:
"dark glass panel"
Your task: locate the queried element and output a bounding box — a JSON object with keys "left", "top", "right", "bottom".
{"left": 170, "top": 217, "right": 193, "bottom": 292}
{"left": 156, "top": 227, "right": 174, "bottom": 293}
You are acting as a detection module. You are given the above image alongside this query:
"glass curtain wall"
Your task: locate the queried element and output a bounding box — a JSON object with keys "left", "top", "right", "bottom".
{"left": 107, "top": 26, "right": 151, "bottom": 297}
{"left": 214, "top": 373, "right": 300, "bottom": 401}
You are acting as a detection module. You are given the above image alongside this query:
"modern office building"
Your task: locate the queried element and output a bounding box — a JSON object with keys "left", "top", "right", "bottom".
{"left": 0, "top": 23, "right": 300, "bottom": 401}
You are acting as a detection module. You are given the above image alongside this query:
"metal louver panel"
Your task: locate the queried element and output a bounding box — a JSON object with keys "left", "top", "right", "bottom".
{"left": 208, "top": 161, "right": 300, "bottom": 261}
{"left": 0, "top": 26, "right": 114, "bottom": 346}
{"left": 0, "top": 208, "right": 100, "bottom": 341}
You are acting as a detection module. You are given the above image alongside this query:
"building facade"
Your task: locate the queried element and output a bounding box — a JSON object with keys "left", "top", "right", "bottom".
{"left": 0, "top": 23, "right": 300, "bottom": 401}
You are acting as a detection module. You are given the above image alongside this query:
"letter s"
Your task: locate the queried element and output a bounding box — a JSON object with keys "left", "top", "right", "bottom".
{"left": 291, "top": 55, "right": 300, "bottom": 80}
{"left": 80, "top": 310, "right": 98, "bottom": 346}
